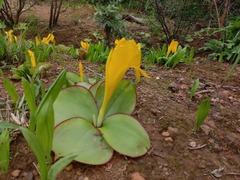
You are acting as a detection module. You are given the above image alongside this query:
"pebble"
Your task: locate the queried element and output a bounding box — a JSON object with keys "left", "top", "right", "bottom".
{"left": 189, "top": 141, "right": 197, "bottom": 148}
{"left": 167, "top": 127, "right": 179, "bottom": 136}
{"left": 162, "top": 131, "right": 170, "bottom": 137}
{"left": 219, "top": 90, "right": 230, "bottom": 100}
{"left": 65, "top": 164, "right": 73, "bottom": 171}
{"left": 130, "top": 172, "right": 145, "bottom": 180}
{"left": 11, "top": 169, "right": 21, "bottom": 177}
{"left": 168, "top": 82, "right": 179, "bottom": 93}
{"left": 201, "top": 125, "right": 212, "bottom": 135}
{"left": 165, "top": 137, "right": 173, "bottom": 142}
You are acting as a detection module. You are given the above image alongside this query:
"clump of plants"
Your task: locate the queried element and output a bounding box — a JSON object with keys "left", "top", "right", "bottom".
{"left": 200, "top": 19, "right": 240, "bottom": 63}
{"left": 144, "top": 40, "right": 195, "bottom": 67}
{"left": 94, "top": 4, "right": 126, "bottom": 45}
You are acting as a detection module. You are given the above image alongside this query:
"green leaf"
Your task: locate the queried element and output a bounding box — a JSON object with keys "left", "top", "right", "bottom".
{"left": 65, "top": 72, "right": 80, "bottom": 86}
{"left": 2, "top": 78, "right": 19, "bottom": 104}
{"left": 30, "top": 70, "right": 66, "bottom": 131}
{"left": 53, "top": 117, "right": 113, "bottom": 165}
{"left": 99, "top": 114, "right": 150, "bottom": 157}
{"left": 19, "top": 127, "right": 48, "bottom": 180}
{"left": 196, "top": 98, "right": 211, "bottom": 131}
{"left": 190, "top": 79, "right": 199, "bottom": 99}
{"left": 47, "top": 153, "right": 77, "bottom": 180}
{"left": 96, "top": 80, "right": 136, "bottom": 118}
{"left": 0, "top": 122, "right": 19, "bottom": 129}
{"left": 36, "top": 97, "right": 54, "bottom": 162}
{"left": 89, "top": 80, "right": 104, "bottom": 97}
{"left": 0, "top": 129, "right": 10, "bottom": 172}
{"left": 53, "top": 86, "right": 98, "bottom": 126}
{"left": 22, "top": 77, "right": 36, "bottom": 112}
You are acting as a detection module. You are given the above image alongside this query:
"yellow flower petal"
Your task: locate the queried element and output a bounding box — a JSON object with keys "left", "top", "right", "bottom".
{"left": 80, "top": 41, "right": 90, "bottom": 51}
{"left": 79, "top": 61, "right": 84, "bottom": 82}
{"left": 35, "top": 37, "right": 40, "bottom": 45}
{"left": 5, "top": 29, "right": 15, "bottom": 44}
{"left": 42, "top": 33, "right": 55, "bottom": 44}
{"left": 166, "top": 40, "right": 179, "bottom": 57}
{"left": 97, "top": 38, "right": 150, "bottom": 126}
{"left": 28, "top": 50, "right": 36, "bottom": 68}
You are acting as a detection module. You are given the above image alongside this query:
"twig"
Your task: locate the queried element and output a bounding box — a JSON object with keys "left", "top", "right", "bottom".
{"left": 222, "top": 172, "right": 240, "bottom": 176}
{"left": 33, "top": 162, "right": 40, "bottom": 176}
{"left": 189, "top": 144, "right": 207, "bottom": 150}
{"left": 84, "top": 66, "right": 104, "bottom": 77}
{"left": 195, "top": 89, "right": 215, "bottom": 95}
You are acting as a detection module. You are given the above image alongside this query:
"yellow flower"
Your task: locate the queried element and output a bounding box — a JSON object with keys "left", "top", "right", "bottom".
{"left": 5, "top": 29, "right": 17, "bottom": 44}
{"left": 79, "top": 61, "right": 84, "bottom": 82}
{"left": 28, "top": 50, "right": 36, "bottom": 68}
{"left": 97, "top": 38, "right": 150, "bottom": 126}
{"left": 35, "top": 37, "right": 40, "bottom": 45}
{"left": 166, "top": 40, "right": 179, "bottom": 57}
{"left": 41, "top": 33, "right": 55, "bottom": 44}
{"left": 80, "top": 41, "right": 90, "bottom": 51}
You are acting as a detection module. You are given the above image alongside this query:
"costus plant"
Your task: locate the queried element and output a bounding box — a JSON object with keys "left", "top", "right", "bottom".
{"left": 52, "top": 38, "right": 151, "bottom": 165}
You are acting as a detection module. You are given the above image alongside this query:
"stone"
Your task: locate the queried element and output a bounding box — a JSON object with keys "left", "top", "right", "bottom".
{"left": 168, "top": 82, "right": 179, "bottom": 93}
{"left": 165, "top": 137, "right": 173, "bottom": 142}
{"left": 218, "top": 90, "right": 230, "bottom": 100}
{"left": 201, "top": 125, "right": 212, "bottom": 135}
{"left": 167, "top": 127, "right": 179, "bottom": 136}
{"left": 11, "top": 169, "right": 21, "bottom": 177}
{"left": 189, "top": 141, "right": 197, "bottom": 148}
{"left": 130, "top": 172, "right": 145, "bottom": 180}
{"left": 162, "top": 131, "right": 170, "bottom": 137}
{"left": 65, "top": 164, "right": 73, "bottom": 171}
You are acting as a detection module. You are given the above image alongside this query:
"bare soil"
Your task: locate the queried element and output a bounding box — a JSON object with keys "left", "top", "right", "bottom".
{"left": 0, "top": 3, "right": 240, "bottom": 180}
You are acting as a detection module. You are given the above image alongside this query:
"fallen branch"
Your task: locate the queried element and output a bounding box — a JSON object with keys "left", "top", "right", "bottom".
{"left": 189, "top": 144, "right": 207, "bottom": 150}
{"left": 123, "top": 13, "right": 145, "bottom": 24}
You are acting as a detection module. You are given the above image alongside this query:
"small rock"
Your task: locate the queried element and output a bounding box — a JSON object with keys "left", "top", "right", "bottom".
{"left": 167, "top": 127, "right": 179, "bottom": 136}
{"left": 189, "top": 141, "right": 197, "bottom": 148}
{"left": 168, "top": 82, "right": 179, "bottom": 93}
{"left": 130, "top": 172, "right": 145, "bottom": 180}
{"left": 201, "top": 125, "right": 212, "bottom": 135}
{"left": 219, "top": 90, "right": 230, "bottom": 100}
{"left": 206, "top": 120, "right": 216, "bottom": 128}
{"left": 162, "top": 131, "right": 170, "bottom": 137}
{"left": 165, "top": 137, "right": 173, "bottom": 142}
{"left": 65, "top": 164, "right": 73, "bottom": 171}
{"left": 180, "top": 84, "right": 188, "bottom": 90}
{"left": 11, "top": 169, "right": 21, "bottom": 177}
{"left": 22, "top": 172, "right": 34, "bottom": 180}
{"left": 156, "top": 76, "right": 160, "bottom": 80}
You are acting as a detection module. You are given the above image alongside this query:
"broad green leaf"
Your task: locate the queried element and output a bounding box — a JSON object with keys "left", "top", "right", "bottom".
{"left": 76, "top": 82, "right": 92, "bottom": 89}
{"left": 89, "top": 80, "right": 104, "bottom": 97}
{"left": 2, "top": 78, "right": 19, "bottom": 104}
{"left": 19, "top": 127, "right": 48, "bottom": 180}
{"left": 47, "top": 153, "right": 77, "bottom": 180}
{"left": 53, "top": 86, "right": 98, "bottom": 126}
{"left": 96, "top": 80, "right": 136, "bottom": 118}
{"left": 196, "top": 98, "right": 211, "bottom": 130}
{"left": 66, "top": 72, "right": 80, "bottom": 86}
{"left": 53, "top": 118, "right": 113, "bottom": 165}
{"left": 22, "top": 77, "right": 36, "bottom": 112}
{"left": 190, "top": 79, "right": 199, "bottom": 99}
{"left": 0, "top": 129, "right": 10, "bottom": 172}
{"left": 99, "top": 114, "right": 150, "bottom": 157}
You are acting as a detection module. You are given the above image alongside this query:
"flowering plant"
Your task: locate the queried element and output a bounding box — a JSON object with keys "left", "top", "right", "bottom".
{"left": 52, "top": 38, "right": 151, "bottom": 165}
